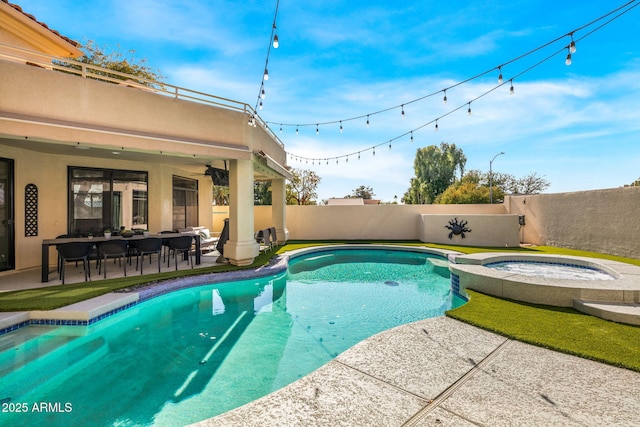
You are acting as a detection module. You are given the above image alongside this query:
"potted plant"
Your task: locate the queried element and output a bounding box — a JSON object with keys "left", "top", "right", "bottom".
{"left": 104, "top": 229, "right": 112, "bottom": 239}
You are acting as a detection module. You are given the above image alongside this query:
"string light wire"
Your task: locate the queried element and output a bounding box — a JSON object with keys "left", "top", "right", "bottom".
{"left": 285, "top": 0, "right": 638, "bottom": 164}
{"left": 276, "top": 0, "right": 637, "bottom": 132}
{"left": 252, "top": 0, "right": 280, "bottom": 119}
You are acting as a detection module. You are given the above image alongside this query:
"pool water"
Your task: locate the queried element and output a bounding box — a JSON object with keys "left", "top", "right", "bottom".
{"left": 487, "top": 261, "right": 615, "bottom": 281}
{"left": 0, "top": 249, "right": 463, "bottom": 426}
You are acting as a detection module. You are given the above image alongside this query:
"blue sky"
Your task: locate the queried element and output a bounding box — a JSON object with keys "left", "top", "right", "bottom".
{"left": 23, "top": 0, "right": 640, "bottom": 202}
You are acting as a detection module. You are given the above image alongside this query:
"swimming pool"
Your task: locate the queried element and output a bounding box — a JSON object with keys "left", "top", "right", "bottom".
{"left": 0, "top": 248, "right": 463, "bottom": 426}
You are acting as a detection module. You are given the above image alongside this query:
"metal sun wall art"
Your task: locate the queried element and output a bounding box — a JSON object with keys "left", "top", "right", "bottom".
{"left": 445, "top": 218, "right": 471, "bottom": 239}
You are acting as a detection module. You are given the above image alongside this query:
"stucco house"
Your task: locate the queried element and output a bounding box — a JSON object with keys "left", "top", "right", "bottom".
{"left": 0, "top": 0, "right": 291, "bottom": 274}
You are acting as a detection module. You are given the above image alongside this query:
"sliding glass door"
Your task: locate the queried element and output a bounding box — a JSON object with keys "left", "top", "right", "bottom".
{"left": 172, "top": 176, "right": 198, "bottom": 230}
{"left": 0, "top": 158, "right": 14, "bottom": 271}
{"left": 69, "top": 167, "right": 148, "bottom": 236}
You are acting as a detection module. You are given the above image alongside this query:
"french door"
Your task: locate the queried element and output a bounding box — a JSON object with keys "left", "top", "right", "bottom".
{"left": 0, "top": 158, "right": 14, "bottom": 271}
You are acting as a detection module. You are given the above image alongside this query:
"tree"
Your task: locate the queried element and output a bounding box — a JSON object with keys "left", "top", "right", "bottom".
{"left": 435, "top": 169, "right": 548, "bottom": 204}
{"left": 505, "top": 172, "right": 550, "bottom": 194}
{"left": 435, "top": 171, "right": 498, "bottom": 204}
{"left": 254, "top": 181, "right": 272, "bottom": 205}
{"left": 286, "top": 168, "right": 321, "bottom": 205}
{"left": 56, "top": 40, "right": 164, "bottom": 87}
{"left": 212, "top": 185, "right": 229, "bottom": 206}
{"left": 347, "top": 185, "right": 375, "bottom": 199}
{"left": 402, "top": 142, "right": 466, "bottom": 204}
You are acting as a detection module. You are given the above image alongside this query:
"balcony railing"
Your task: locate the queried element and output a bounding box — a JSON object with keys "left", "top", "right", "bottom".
{"left": 0, "top": 42, "right": 284, "bottom": 147}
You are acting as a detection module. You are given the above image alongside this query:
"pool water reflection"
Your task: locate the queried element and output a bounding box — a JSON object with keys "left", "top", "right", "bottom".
{"left": 0, "top": 249, "right": 462, "bottom": 426}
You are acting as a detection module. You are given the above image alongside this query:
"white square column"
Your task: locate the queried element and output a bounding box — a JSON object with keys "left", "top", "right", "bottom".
{"left": 224, "top": 159, "right": 259, "bottom": 266}
{"left": 271, "top": 177, "right": 289, "bottom": 244}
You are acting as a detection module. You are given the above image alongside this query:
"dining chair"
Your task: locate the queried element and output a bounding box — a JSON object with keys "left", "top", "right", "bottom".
{"left": 56, "top": 242, "right": 93, "bottom": 284}
{"left": 168, "top": 235, "right": 194, "bottom": 270}
{"left": 134, "top": 238, "right": 163, "bottom": 274}
{"left": 97, "top": 240, "right": 129, "bottom": 278}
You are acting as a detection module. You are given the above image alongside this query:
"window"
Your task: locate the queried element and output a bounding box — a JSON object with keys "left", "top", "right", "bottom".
{"left": 68, "top": 167, "right": 148, "bottom": 235}
{"left": 172, "top": 176, "right": 198, "bottom": 230}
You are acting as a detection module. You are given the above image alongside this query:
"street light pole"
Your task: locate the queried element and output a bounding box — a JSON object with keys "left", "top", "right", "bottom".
{"left": 489, "top": 151, "right": 505, "bottom": 204}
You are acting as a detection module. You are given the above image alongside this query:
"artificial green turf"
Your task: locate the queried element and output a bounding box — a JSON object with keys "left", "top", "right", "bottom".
{"left": 447, "top": 290, "right": 640, "bottom": 372}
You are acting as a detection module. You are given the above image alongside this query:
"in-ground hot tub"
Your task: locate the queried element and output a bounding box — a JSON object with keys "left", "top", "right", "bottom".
{"left": 448, "top": 253, "right": 640, "bottom": 315}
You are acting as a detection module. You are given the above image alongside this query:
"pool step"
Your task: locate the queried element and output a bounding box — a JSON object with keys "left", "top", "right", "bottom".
{"left": 428, "top": 258, "right": 450, "bottom": 278}
{"left": 573, "top": 300, "right": 640, "bottom": 326}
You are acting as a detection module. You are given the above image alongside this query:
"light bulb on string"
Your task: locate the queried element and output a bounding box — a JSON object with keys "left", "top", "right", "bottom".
{"left": 366, "top": 115, "right": 370, "bottom": 128}
{"left": 401, "top": 105, "right": 405, "bottom": 118}
{"left": 569, "top": 34, "right": 576, "bottom": 53}
{"left": 443, "top": 90, "right": 447, "bottom": 104}
{"left": 279, "top": 126, "right": 282, "bottom": 133}
{"left": 498, "top": 66, "right": 503, "bottom": 84}
{"left": 346, "top": 156, "right": 349, "bottom": 163}
{"left": 358, "top": 152, "right": 361, "bottom": 160}
{"left": 435, "top": 120, "right": 439, "bottom": 131}
{"left": 509, "top": 80, "right": 515, "bottom": 95}
{"left": 336, "top": 159, "right": 338, "bottom": 165}
{"left": 263, "top": 68, "right": 269, "bottom": 81}
{"left": 259, "top": 100, "right": 263, "bottom": 110}
{"left": 388, "top": 142, "right": 392, "bottom": 150}
{"left": 261, "top": 87, "right": 265, "bottom": 99}
{"left": 296, "top": 126, "right": 299, "bottom": 135}
{"left": 467, "top": 103, "right": 472, "bottom": 115}
{"left": 373, "top": 147, "right": 376, "bottom": 156}
{"left": 410, "top": 131, "right": 414, "bottom": 142}
{"left": 339, "top": 121, "right": 343, "bottom": 133}
{"left": 316, "top": 124, "right": 319, "bottom": 135}
{"left": 565, "top": 48, "right": 572, "bottom": 66}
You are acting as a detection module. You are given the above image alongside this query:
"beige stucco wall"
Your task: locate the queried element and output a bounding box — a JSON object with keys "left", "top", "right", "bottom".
{"left": 506, "top": 187, "right": 640, "bottom": 259}
{"left": 419, "top": 214, "right": 520, "bottom": 247}
{"left": 0, "top": 60, "right": 282, "bottom": 163}
{"left": 284, "top": 204, "right": 506, "bottom": 240}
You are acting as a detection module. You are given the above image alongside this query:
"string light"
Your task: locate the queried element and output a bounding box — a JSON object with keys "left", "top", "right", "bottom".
{"left": 443, "top": 90, "right": 447, "bottom": 104}
{"left": 273, "top": 23, "right": 279, "bottom": 48}
{"left": 272, "top": 1, "right": 637, "bottom": 135}
{"left": 252, "top": 0, "right": 280, "bottom": 114}
{"left": 285, "top": 2, "right": 639, "bottom": 166}
{"left": 565, "top": 47, "right": 572, "bottom": 65}
{"left": 569, "top": 33, "right": 577, "bottom": 53}
{"left": 316, "top": 124, "right": 319, "bottom": 135}
{"left": 339, "top": 121, "right": 343, "bottom": 133}
{"left": 401, "top": 105, "right": 405, "bottom": 118}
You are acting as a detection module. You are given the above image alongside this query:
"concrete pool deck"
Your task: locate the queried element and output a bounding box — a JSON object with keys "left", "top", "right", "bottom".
{"left": 195, "top": 316, "right": 640, "bottom": 426}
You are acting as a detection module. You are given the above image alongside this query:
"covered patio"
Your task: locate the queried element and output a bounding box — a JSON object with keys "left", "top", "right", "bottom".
{"left": 0, "top": 4, "right": 291, "bottom": 279}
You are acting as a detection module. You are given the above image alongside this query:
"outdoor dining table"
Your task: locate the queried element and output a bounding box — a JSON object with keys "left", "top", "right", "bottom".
{"left": 41, "top": 233, "right": 202, "bottom": 282}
